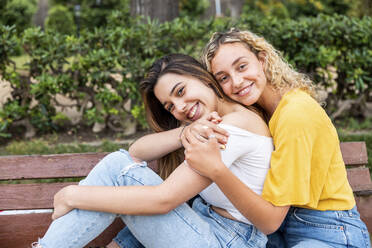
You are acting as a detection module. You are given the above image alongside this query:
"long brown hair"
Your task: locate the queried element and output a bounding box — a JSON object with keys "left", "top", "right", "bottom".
{"left": 140, "top": 54, "right": 225, "bottom": 179}
{"left": 141, "top": 54, "right": 265, "bottom": 179}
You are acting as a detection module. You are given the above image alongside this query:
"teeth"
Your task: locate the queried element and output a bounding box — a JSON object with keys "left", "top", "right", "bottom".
{"left": 238, "top": 82, "right": 253, "bottom": 96}
{"left": 189, "top": 104, "right": 197, "bottom": 119}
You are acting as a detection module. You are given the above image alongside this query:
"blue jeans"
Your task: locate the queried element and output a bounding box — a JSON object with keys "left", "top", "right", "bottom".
{"left": 267, "top": 206, "right": 371, "bottom": 248}
{"left": 37, "top": 149, "right": 267, "bottom": 248}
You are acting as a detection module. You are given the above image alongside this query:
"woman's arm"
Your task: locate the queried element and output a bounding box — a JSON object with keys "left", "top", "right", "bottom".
{"left": 129, "top": 127, "right": 184, "bottom": 161}
{"left": 209, "top": 164, "right": 288, "bottom": 234}
{"left": 182, "top": 112, "right": 289, "bottom": 235}
{"left": 129, "top": 113, "right": 229, "bottom": 161}
{"left": 184, "top": 134, "right": 288, "bottom": 234}
{"left": 52, "top": 161, "right": 212, "bottom": 219}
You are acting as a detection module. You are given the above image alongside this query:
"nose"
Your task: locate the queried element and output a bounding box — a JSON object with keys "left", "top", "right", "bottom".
{"left": 231, "top": 72, "right": 243, "bottom": 90}
{"left": 174, "top": 100, "right": 186, "bottom": 114}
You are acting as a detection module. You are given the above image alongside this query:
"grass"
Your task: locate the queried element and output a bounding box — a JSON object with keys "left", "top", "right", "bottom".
{"left": 9, "top": 54, "right": 30, "bottom": 71}
{"left": 0, "top": 138, "right": 126, "bottom": 156}
{"left": 335, "top": 117, "right": 372, "bottom": 132}
{"left": 8, "top": 54, "right": 77, "bottom": 72}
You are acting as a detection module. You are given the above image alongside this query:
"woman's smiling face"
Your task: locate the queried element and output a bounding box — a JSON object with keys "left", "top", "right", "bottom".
{"left": 154, "top": 73, "right": 218, "bottom": 123}
{"left": 211, "top": 42, "right": 267, "bottom": 106}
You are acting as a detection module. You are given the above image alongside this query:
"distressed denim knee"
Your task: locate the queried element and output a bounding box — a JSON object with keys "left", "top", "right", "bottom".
{"left": 78, "top": 149, "right": 139, "bottom": 187}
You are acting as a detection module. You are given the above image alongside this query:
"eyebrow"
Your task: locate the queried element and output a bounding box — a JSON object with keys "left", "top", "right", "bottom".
{"left": 214, "top": 56, "right": 245, "bottom": 77}
{"left": 162, "top": 82, "right": 182, "bottom": 107}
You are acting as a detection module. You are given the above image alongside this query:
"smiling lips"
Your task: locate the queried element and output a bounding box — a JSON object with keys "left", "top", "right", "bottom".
{"left": 187, "top": 102, "right": 199, "bottom": 121}
{"left": 235, "top": 81, "right": 254, "bottom": 96}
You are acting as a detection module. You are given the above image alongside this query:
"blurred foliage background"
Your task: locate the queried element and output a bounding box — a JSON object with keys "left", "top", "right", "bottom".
{"left": 0, "top": 0, "right": 371, "bottom": 167}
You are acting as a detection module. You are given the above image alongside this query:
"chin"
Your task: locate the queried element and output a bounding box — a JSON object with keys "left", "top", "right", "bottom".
{"left": 238, "top": 96, "right": 259, "bottom": 107}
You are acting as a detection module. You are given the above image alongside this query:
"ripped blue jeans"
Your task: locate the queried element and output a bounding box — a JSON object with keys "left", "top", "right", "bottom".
{"left": 36, "top": 150, "right": 267, "bottom": 248}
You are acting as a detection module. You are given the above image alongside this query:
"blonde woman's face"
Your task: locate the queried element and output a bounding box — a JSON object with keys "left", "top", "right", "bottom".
{"left": 211, "top": 42, "right": 267, "bottom": 106}
{"left": 154, "top": 73, "right": 218, "bottom": 123}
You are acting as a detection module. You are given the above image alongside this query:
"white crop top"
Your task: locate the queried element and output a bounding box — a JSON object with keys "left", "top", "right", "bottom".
{"left": 199, "top": 123, "right": 273, "bottom": 224}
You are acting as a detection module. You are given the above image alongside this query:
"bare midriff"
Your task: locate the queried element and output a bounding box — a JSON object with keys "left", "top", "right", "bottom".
{"left": 211, "top": 205, "right": 237, "bottom": 221}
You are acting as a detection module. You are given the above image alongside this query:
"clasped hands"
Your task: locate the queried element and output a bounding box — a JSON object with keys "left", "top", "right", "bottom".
{"left": 180, "top": 112, "right": 229, "bottom": 178}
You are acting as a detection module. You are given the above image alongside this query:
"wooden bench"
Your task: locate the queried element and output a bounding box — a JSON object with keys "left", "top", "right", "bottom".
{"left": 0, "top": 142, "right": 371, "bottom": 248}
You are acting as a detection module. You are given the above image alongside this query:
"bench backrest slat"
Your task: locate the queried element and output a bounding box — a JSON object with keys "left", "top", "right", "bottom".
{"left": 340, "top": 142, "right": 368, "bottom": 166}
{"left": 0, "top": 152, "right": 108, "bottom": 180}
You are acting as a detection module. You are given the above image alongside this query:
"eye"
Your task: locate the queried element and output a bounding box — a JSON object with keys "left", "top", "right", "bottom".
{"left": 177, "top": 86, "right": 184, "bottom": 96}
{"left": 238, "top": 63, "right": 247, "bottom": 70}
{"left": 218, "top": 75, "right": 229, "bottom": 84}
{"left": 167, "top": 103, "right": 174, "bottom": 112}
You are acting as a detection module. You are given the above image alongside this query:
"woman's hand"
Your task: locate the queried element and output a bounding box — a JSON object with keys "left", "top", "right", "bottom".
{"left": 181, "top": 112, "right": 229, "bottom": 146}
{"left": 52, "top": 185, "right": 75, "bottom": 220}
{"left": 183, "top": 131, "right": 226, "bottom": 179}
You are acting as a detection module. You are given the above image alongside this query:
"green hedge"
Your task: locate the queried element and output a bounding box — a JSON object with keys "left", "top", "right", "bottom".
{"left": 0, "top": 14, "right": 371, "bottom": 138}
{"left": 0, "top": 0, "right": 37, "bottom": 34}
{"left": 45, "top": 5, "right": 76, "bottom": 35}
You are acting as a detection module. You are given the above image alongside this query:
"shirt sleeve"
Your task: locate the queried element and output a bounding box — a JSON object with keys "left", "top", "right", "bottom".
{"left": 262, "top": 111, "right": 315, "bottom": 206}
{"left": 218, "top": 124, "right": 253, "bottom": 168}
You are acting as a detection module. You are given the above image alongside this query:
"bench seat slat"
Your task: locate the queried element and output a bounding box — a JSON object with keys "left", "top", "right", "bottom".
{"left": 0, "top": 182, "right": 77, "bottom": 210}
{"left": 0, "top": 213, "right": 125, "bottom": 248}
{"left": 0, "top": 153, "right": 108, "bottom": 180}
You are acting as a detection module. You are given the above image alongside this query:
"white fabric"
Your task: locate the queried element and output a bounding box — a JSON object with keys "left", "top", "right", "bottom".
{"left": 199, "top": 123, "right": 273, "bottom": 224}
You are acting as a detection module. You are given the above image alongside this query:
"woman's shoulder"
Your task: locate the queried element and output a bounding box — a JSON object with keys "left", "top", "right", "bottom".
{"left": 271, "top": 90, "right": 328, "bottom": 131}
{"left": 221, "top": 109, "right": 271, "bottom": 138}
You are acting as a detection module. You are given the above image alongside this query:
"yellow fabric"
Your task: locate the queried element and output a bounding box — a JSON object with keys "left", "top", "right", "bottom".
{"left": 262, "top": 89, "right": 355, "bottom": 210}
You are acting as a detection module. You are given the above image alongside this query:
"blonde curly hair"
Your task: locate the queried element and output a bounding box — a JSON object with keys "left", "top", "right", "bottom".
{"left": 202, "top": 28, "right": 319, "bottom": 100}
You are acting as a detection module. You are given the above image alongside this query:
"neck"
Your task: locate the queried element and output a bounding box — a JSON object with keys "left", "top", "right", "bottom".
{"left": 257, "top": 85, "right": 287, "bottom": 118}
{"left": 216, "top": 98, "right": 241, "bottom": 117}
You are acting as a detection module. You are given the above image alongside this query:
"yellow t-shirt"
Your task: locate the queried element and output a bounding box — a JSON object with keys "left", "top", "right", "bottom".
{"left": 262, "top": 89, "right": 355, "bottom": 210}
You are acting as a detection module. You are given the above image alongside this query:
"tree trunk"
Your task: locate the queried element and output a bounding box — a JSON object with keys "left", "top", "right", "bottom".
{"left": 33, "top": 0, "right": 49, "bottom": 28}
{"left": 226, "top": 0, "right": 245, "bottom": 19}
{"left": 130, "top": 0, "right": 179, "bottom": 22}
{"left": 202, "top": 0, "right": 245, "bottom": 19}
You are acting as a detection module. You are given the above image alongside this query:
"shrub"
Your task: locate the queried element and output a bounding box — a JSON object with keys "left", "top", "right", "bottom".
{"left": 1, "top": 0, "right": 37, "bottom": 34}
{"left": 45, "top": 5, "right": 76, "bottom": 35}
{"left": 0, "top": 14, "right": 371, "bottom": 139}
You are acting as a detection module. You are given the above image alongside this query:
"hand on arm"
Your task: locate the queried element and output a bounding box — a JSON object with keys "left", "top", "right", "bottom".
{"left": 181, "top": 112, "right": 229, "bottom": 148}
{"left": 183, "top": 128, "right": 224, "bottom": 177}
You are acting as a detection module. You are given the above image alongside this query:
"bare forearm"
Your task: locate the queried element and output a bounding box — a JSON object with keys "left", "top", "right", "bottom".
{"left": 129, "top": 127, "right": 183, "bottom": 161}
{"left": 211, "top": 165, "right": 289, "bottom": 234}
{"left": 65, "top": 185, "right": 171, "bottom": 215}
